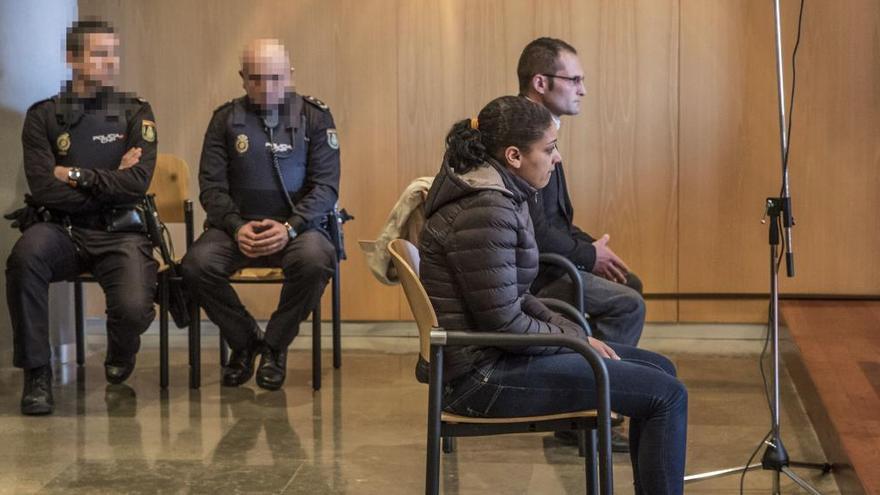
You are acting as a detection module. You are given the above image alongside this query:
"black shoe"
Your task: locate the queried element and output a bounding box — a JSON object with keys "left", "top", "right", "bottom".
{"left": 105, "top": 354, "right": 136, "bottom": 385}
{"left": 256, "top": 345, "right": 287, "bottom": 391}
{"left": 222, "top": 333, "right": 264, "bottom": 387}
{"left": 553, "top": 426, "right": 630, "bottom": 453}
{"left": 611, "top": 427, "right": 630, "bottom": 453}
{"left": 553, "top": 430, "right": 580, "bottom": 446}
{"left": 21, "top": 366, "right": 54, "bottom": 416}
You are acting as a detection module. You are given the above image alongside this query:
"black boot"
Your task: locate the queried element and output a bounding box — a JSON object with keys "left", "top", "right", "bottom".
{"left": 21, "top": 365, "right": 54, "bottom": 416}
{"left": 222, "top": 329, "right": 264, "bottom": 387}
{"left": 256, "top": 344, "right": 287, "bottom": 391}
{"left": 105, "top": 354, "right": 136, "bottom": 385}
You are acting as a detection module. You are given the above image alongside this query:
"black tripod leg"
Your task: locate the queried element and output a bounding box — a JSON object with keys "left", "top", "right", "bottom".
{"left": 789, "top": 461, "right": 833, "bottom": 473}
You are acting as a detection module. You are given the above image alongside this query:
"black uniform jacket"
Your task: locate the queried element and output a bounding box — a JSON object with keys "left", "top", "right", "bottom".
{"left": 198, "top": 93, "right": 340, "bottom": 237}
{"left": 21, "top": 85, "right": 158, "bottom": 215}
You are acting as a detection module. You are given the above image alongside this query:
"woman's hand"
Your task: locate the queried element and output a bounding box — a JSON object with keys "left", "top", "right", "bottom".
{"left": 588, "top": 337, "right": 621, "bottom": 360}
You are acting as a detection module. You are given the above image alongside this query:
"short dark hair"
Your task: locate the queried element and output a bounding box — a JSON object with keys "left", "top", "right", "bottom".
{"left": 516, "top": 37, "right": 577, "bottom": 94}
{"left": 66, "top": 19, "right": 115, "bottom": 57}
{"left": 444, "top": 96, "right": 554, "bottom": 174}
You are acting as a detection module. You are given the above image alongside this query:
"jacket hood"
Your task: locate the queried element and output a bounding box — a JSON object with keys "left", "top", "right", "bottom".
{"left": 424, "top": 158, "right": 534, "bottom": 217}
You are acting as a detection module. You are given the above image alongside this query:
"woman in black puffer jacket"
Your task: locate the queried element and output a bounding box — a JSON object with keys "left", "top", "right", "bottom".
{"left": 420, "top": 96, "right": 687, "bottom": 495}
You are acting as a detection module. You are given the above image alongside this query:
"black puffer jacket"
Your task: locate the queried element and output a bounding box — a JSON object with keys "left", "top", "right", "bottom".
{"left": 419, "top": 158, "right": 588, "bottom": 383}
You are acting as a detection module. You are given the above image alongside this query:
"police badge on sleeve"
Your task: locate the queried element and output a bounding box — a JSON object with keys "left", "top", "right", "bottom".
{"left": 327, "top": 129, "right": 339, "bottom": 150}
{"left": 141, "top": 120, "right": 157, "bottom": 142}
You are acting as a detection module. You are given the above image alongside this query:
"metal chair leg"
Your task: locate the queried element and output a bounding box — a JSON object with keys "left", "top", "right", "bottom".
{"left": 312, "top": 304, "right": 321, "bottom": 391}
{"left": 159, "top": 273, "right": 169, "bottom": 389}
{"left": 586, "top": 429, "right": 599, "bottom": 495}
{"left": 332, "top": 264, "right": 341, "bottom": 369}
{"left": 189, "top": 303, "right": 201, "bottom": 389}
{"left": 442, "top": 437, "right": 456, "bottom": 454}
{"left": 426, "top": 345, "right": 444, "bottom": 495}
{"left": 74, "top": 280, "right": 85, "bottom": 367}
{"left": 578, "top": 430, "right": 587, "bottom": 457}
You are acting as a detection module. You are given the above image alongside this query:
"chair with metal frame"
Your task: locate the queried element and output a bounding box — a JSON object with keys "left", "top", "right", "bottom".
{"left": 185, "top": 207, "right": 350, "bottom": 391}
{"left": 72, "top": 153, "right": 192, "bottom": 389}
{"left": 387, "top": 238, "right": 614, "bottom": 495}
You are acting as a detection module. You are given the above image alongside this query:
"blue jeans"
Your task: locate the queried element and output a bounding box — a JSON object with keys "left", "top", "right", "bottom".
{"left": 443, "top": 343, "right": 687, "bottom": 495}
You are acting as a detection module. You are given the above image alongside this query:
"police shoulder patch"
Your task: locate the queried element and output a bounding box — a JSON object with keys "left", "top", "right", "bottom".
{"left": 304, "top": 95, "right": 329, "bottom": 112}
{"left": 326, "top": 129, "right": 339, "bottom": 150}
{"left": 141, "top": 120, "right": 157, "bottom": 142}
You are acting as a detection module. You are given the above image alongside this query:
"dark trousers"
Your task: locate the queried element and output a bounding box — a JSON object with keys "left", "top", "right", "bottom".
{"left": 536, "top": 271, "right": 646, "bottom": 346}
{"left": 444, "top": 344, "right": 687, "bottom": 495}
{"left": 6, "top": 223, "right": 158, "bottom": 369}
{"left": 181, "top": 228, "right": 335, "bottom": 352}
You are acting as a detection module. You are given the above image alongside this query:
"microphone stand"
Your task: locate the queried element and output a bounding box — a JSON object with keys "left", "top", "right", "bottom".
{"left": 684, "top": 1, "right": 832, "bottom": 492}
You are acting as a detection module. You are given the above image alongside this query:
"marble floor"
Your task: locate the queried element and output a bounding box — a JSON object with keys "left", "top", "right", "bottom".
{"left": 0, "top": 322, "right": 840, "bottom": 494}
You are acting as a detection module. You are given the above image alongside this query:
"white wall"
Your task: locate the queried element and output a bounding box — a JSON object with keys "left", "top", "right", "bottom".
{"left": 0, "top": 0, "right": 78, "bottom": 367}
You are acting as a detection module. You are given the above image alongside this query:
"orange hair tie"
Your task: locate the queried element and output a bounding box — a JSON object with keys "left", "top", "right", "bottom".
{"left": 470, "top": 117, "right": 479, "bottom": 130}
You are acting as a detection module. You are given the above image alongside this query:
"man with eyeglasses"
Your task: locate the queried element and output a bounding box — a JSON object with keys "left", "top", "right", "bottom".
{"left": 182, "top": 39, "right": 339, "bottom": 391}
{"left": 517, "top": 37, "right": 647, "bottom": 452}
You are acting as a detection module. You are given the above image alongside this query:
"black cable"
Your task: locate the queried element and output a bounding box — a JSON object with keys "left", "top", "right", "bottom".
{"left": 161, "top": 223, "right": 175, "bottom": 260}
{"left": 776, "top": 215, "right": 786, "bottom": 274}
{"left": 740, "top": 429, "right": 772, "bottom": 495}
{"left": 780, "top": 0, "right": 806, "bottom": 196}
{"left": 741, "top": 307, "right": 774, "bottom": 495}
{"left": 760, "top": 302, "right": 774, "bottom": 417}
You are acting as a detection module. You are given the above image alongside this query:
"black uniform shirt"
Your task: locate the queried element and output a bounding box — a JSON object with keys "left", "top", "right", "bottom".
{"left": 199, "top": 93, "right": 340, "bottom": 237}
{"left": 21, "top": 85, "right": 158, "bottom": 214}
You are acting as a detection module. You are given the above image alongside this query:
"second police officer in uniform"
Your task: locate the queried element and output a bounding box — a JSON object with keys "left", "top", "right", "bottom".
{"left": 182, "top": 39, "right": 340, "bottom": 391}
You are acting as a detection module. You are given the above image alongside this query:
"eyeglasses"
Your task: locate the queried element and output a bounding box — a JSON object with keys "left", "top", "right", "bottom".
{"left": 541, "top": 74, "right": 586, "bottom": 86}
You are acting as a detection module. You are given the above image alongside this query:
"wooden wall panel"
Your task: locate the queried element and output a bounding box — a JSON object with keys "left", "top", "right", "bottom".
{"left": 77, "top": 0, "right": 877, "bottom": 323}
{"left": 781, "top": 0, "right": 880, "bottom": 295}
{"left": 395, "top": 0, "right": 467, "bottom": 319}
{"left": 679, "top": 0, "right": 880, "bottom": 297}
{"left": 679, "top": 0, "right": 782, "bottom": 295}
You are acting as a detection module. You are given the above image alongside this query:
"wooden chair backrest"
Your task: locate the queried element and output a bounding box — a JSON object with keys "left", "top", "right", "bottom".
{"left": 147, "top": 153, "right": 190, "bottom": 223}
{"left": 388, "top": 238, "right": 438, "bottom": 362}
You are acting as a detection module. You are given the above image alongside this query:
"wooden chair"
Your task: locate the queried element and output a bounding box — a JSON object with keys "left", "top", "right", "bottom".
{"left": 72, "top": 153, "right": 192, "bottom": 389}
{"left": 186, "top": 207, "right": 349, "bottom": 391}
{"left": 387, "top": 238, "right": 614, "bottom": 495}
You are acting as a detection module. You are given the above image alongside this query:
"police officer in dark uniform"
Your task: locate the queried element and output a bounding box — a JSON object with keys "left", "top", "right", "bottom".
{"left": 181, "top": 39, "right": 338, "bottom": 391}
{"left": 6, "top": 20, "right": 158, "bottom": 415}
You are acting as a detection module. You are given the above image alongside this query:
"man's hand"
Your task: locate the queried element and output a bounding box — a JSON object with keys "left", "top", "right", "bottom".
{"left": 592, "top": 234, "right": 630, "bottom": 284}
{"left": 118, "top": 147, "right": 142, "bottom": 169}
{"left": 588, "top": 337, "right": 621, "bottom": 360}
{"left": 53, "top": 166, "right": 70, "bottom": 183}
{"left": 236, "top": 219, "right": 290, "bottom": 258}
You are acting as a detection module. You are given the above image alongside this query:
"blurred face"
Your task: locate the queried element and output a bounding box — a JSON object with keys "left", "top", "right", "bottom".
{"left": 240, "top": 39, "right": 292, "bottom": 108}
{"left": 504, "top": 124, "right": 561, "bottom": 189}
{"left": 537, "top": 51, "right": 585, "bottom": 116}
{"left": 67, "top": 32, "right": 119, "bottom": 89}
